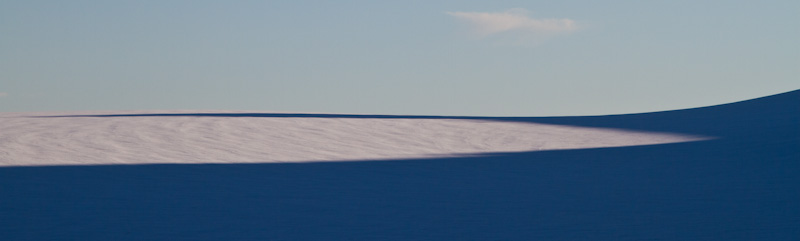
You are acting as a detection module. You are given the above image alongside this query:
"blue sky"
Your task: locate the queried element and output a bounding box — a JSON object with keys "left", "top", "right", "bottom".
{"left": 1, "top": 0, "right": 798, "bottom": 116}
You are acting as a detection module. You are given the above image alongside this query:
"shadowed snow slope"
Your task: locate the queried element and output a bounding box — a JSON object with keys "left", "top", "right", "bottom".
{"left": 1, "top": 90, "right": 798, "bottom": 240}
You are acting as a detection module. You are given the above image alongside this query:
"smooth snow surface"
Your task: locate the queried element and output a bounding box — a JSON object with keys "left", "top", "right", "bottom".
{"left": 1, "top": 90, "right": 798, "bottom": 241}
{"left": 0, "top": 111, "right": 707, "bottom": 166}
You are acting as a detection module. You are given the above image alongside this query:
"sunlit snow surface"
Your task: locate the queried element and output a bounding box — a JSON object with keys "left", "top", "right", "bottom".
{"left": 0, "top": 111, "right": 708, "bottom": 166}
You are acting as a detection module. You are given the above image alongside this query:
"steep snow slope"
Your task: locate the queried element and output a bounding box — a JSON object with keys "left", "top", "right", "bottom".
{"left": 1, "top": 90, "right": 798, "bottom": 240}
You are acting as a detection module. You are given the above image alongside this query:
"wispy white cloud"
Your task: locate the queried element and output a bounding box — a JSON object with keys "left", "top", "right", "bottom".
{"left": 447, "top": 8, "right": 578, "bottom": 37}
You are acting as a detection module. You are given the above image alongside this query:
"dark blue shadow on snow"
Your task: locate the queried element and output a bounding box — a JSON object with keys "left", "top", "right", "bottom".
{"left": 38, "top": 89, "right": 800, "bottom": 139}
{"left": 2, "top": 90, "right": 799, "bottom": 240}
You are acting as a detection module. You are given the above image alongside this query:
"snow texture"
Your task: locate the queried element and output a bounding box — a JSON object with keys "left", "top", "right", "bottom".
{"left": 1, "top": 90, "right": 798, "bottom": 240}
{"left": 1, "top": 112, "right": 706, "bottom": 166}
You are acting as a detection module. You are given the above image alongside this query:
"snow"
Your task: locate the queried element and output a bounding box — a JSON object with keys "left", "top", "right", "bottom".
{"left": 1, "top": 90, "right": 798, "bottom": 240}
{"left": 0, "top": 111, "right": 707, "bottom": 166}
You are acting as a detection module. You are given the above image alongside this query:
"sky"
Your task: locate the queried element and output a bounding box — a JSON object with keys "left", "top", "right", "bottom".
{"left": 1, "top": 0, "right": 798, "bottom": 116}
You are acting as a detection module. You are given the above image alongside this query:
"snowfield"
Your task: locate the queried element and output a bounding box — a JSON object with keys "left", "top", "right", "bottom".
{"left": 1, "top": 90, "right": 798, "bottom": 240}
{"left": 1, "top": 111, "right": 707, "bottom": 166}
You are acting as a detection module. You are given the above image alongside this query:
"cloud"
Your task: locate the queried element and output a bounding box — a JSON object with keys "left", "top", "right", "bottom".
{"left": 0, "top": 92, "right": 7, "bottom": 97}
{"left": 446, "top": 8, "right": 578, "bottom": 37}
